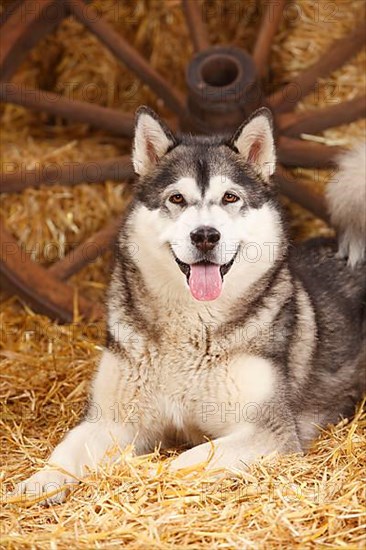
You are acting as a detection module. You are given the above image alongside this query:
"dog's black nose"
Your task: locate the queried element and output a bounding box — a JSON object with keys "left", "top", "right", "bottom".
{"left": 190, "top": 226, "right": 221, "bottom": 252}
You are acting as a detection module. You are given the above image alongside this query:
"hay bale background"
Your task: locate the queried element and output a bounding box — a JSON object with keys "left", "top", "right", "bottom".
{"left": 1, "top": 0, "right": 365, "bottom": 547}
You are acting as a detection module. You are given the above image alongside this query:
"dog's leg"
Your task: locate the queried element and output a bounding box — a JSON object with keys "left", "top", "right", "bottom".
{"left": 170, "top": 420, "right": 302, "bottom": 472}
{"left": 15, "top": 346, "right": 145, "bottom": 504}
{"left": 15, "top": 418, "right": 134, "bottom": 504}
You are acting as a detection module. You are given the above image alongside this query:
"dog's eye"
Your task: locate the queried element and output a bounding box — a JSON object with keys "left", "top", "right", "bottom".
{"left": 222, "top": 192, "right": 240, "bottom": 204}
{"left": 169, "top": 193, "right": 185, "bottom": 205}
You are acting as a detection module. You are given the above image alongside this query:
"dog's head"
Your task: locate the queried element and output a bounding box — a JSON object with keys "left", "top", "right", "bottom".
{"left": 127, "top": 106, "right": 285, "bottom": 303}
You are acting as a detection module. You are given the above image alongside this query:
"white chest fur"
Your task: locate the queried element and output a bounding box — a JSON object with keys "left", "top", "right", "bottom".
{"left": 92, "top": 324, "right": 276, "bottom": 451}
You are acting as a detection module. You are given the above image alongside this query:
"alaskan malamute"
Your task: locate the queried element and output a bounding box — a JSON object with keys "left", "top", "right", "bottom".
{"left": 18, "top": 107, "right": 366, "bottom": 503}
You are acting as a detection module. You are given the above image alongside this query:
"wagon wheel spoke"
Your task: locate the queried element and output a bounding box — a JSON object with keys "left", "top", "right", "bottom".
{"left": 0, "top": 0, "right": 23, "bottom": 24}
{"left": 275, "top": 165, "right": 328, "bottom": 222}
{"left": 49, "top": 216, "right": 123, "bottom": 280}
{"left": 0, "top": 83, "right": 135, "bottom": 137}
{"left": 182, "top": 0, "right": 210, "bottom": 53}
{"left": 267, "top": 22, "right": 366, "bottom": 113}
{"left": 277, "top": 137, "right": 344, "bottom": 168}
{"left": 276, "top": 95, "right": 366, "bottom": 137}
{"left": 0, "top": 156, "right": 134, "bottom": 194}
{"left": 252, "top": 0, "right": 286, "bottom": 78}
{"left": 66, "top": 0, "right": 187, "bottom": 120}
{"left": 0, "top": 0, "right": 68, "bottom": 81}
{"left": 0, "top": 218, "right": 104, "bottom": 322}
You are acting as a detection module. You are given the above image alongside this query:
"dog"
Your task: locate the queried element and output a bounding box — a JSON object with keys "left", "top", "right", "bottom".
{"left": 17, "top": 106, "right": 366, "bottom": 504}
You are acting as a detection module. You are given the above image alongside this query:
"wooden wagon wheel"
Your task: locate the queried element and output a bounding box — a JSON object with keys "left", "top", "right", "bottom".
{"left": 1, "top": 0, "right": 365, "bottom": 322}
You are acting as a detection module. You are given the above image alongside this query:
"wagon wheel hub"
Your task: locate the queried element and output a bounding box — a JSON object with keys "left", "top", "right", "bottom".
{"left": 186, "top": 46, "right": 259, "bottom": 132}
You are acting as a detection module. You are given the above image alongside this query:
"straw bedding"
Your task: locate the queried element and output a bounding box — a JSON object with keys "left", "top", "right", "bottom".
{"left": 0, "top": 1, "right": 365, "bottom": 548}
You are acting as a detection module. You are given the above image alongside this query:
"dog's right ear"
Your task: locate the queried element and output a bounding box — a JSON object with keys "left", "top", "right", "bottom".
{"left": 229, "top": 107, "right": 275, "bottom": 183}
{"left": 132, "top": 106, "right": 176, "bottom": 176}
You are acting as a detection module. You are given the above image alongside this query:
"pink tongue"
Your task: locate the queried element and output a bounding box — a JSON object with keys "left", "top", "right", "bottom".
{"left": 188, "top": 264, "right": 222, "bottom": 301}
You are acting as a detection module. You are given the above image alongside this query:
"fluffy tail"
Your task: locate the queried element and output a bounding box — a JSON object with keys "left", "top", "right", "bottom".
{"left": 326, "top": 142, "right": 366, "bottom": 267}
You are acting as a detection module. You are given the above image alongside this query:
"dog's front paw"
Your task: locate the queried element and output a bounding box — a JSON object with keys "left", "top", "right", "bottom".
{"left": 170, "top": 438, "right": 251, "bottom": 473}
{"left": 170, "top": 442, "right": 218, "bottom": 472}
{"left": 14, "top": 468, "right": 80, "bottom": 505}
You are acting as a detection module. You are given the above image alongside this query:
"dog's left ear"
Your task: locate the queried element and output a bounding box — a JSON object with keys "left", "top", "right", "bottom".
{"left": 132, "top": 106, "right": 176, "bottom": 176}
{"left": 229, "top": 107, "right": 275, "bottom": 183}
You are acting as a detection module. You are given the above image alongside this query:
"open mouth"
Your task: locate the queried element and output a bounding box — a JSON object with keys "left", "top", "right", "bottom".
{"left": 173, "top": 250, "right": 238, "bottom": 301}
